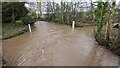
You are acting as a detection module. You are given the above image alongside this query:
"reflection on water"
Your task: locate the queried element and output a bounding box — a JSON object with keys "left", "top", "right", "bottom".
{"left": 3, "top": 21, "right": 118, "bottom": 66}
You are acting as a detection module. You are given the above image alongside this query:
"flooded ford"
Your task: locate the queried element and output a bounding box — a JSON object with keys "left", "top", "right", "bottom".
{"left": 2, "top": 21, "right": 118, "bottom": 66}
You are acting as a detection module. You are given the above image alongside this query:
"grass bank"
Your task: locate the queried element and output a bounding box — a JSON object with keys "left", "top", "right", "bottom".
{"left": 2, "top": 23, "right": 34, "bottom": 40}
{"left": 95, "top": 27, "right": 120, "bottom": 56}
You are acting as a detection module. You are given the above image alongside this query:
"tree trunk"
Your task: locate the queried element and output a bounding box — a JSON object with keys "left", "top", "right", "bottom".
{"left": 90, "top": 0, "right": 95, "bottom": 35}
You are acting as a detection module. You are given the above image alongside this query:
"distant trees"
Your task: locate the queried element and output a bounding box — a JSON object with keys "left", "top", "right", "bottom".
{"left": 36, "top": 2, "right": 42, "bottom": 19}
{"left": 45, "top": 2, "right": 92, "bottom": 26}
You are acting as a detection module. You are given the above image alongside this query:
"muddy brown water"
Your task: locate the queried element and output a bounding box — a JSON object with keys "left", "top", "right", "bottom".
{"left": 3, "top": 21, "right": 118, "bottom": 66}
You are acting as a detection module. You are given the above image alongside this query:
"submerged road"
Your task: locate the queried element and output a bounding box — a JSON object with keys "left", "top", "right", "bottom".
{"left": 3, "top": 21, "right": 118, "bottom": 66}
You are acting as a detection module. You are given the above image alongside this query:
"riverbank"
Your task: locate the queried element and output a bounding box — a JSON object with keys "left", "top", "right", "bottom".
{"left": 2, "top": 23, "right": 34, "bottom": 40}
{"left": 96, "top": 37, "right": 120, "bottom": 56}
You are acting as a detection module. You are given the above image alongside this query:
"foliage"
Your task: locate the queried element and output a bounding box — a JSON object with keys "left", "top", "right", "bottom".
{"left": 20, "top": 16, "right": 36, "bottom": 25}
{"left": 2, "top": 2, "right": 29, "bottom": 23}
{"left": 15, "top": 20, "right": 24, "bottom": 26}
{"left": 90, "top": 1, "right": 120, "bottom": 55}
{"left": 95, "top": 2, "right": 109, "bottom": 38}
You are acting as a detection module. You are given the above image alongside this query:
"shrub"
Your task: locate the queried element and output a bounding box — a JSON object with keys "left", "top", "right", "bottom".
{"left": 21, "top": 16, "right": 36, "bottom": 25}
{"left": 15, "top": 20, "right": 24, "bottom": 26}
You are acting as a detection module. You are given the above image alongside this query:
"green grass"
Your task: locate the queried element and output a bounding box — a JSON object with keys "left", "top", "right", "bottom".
{"left": 2, "top": 23, "right": 28, "bottom": 40}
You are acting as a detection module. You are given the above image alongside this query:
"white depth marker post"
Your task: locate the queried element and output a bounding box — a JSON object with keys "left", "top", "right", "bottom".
{"left": 72, "top": 21, "right": 75, "bottom": 29}
{"left": 28, "top": 24, "right": 31, "bottom": 33}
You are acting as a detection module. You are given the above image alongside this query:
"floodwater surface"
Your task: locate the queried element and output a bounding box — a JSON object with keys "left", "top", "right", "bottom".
{"left": 3, "top": 21, "right": 118, "bottom": 66}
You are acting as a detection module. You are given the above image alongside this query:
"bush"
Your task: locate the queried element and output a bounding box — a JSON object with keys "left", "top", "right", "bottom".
{"left": 15, "top": 20, "right": 24, "bottom": 26}
{"left": 21, "top": 16, "right": 36, "bottom": 25}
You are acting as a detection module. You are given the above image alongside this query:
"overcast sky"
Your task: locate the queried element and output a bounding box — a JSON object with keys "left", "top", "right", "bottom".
{"left": 26, "top": 0, "right": 120, "bottom": 4}
{"left": 25, "top": 0, "right": 120, "bottom": 4}
{"left": 2, "top": 0, "right": 120, "bottom": 4}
